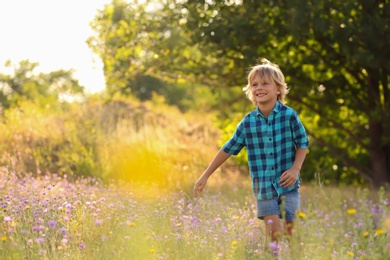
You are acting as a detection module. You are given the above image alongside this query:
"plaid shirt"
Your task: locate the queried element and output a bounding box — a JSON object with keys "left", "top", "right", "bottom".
{"left": 222, "top": 101, "right": 309, "bottom": 200}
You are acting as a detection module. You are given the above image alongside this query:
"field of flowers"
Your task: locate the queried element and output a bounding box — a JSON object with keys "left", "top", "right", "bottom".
{"left": 1, "top": 164, "right": 389, "bottom": 260}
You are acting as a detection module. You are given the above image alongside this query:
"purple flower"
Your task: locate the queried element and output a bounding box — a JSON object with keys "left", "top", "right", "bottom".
{"left": 214, "top": 217, "right": 222, "bottom": 225}
{"left": 36, "top": 237, "right": 45, "bottom": 243}
{"left": 59, "top": 227, "right": 67, "bottom": 234}
{"left": 4, "top": 216, "right": 11, "bottom": 222}
{"left": 267, "top": 219, "right": 273, "bottom": 225}
{"left": 95, "top": 219, "right": 103, "bottom": 225}
{"left": 32, "top": 225, "right": 44, "bottom": 231}
{"left": 48, "top": 220, "right": 57, "bottom": 228}
{"left": 269, "top": 242, "right": 278, "bottom": 250}
{"left": 79, "top": 241, "right": 85, "bottom": 249}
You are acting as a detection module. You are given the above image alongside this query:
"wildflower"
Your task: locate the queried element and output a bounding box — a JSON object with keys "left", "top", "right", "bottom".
{"left": 79, "top": 241, "right": 85, "bottom": 249}
{"left": 95, "top": 219, "right": 103, "bottom": 225}
{"left": 3, "top": 216, "right": 11, "bottom": 222}
{"left": 363, "top": 232, "right": 369, "bottom": 238}
{"left": 347, "top": 251, "right": 354, "bottom": 257}
{"left": 298, "top": 211, "right": 307, "bottom": 219}
{"left": 267, "top": 219, "right": 273, "bottom": 225}
{"left": 36, "top": 237, "right": 45, "bottom": 243}
{"left": 48, "top": 220, "right": 57, "bottom": 228}
{"left": 347, "top": 209, "right": 356, "bottom": 215}
{"left": 269, "top": 242, "right": 278, "bottom": 250}
{"left": 32, "top": 225, "right": 44, "bottom": 231}
{"left": 375, "top": 229, "right": 384, "bottom": 236}
{"left": 1, "top": 236, "right": 6, "bottom": 241}
{"left": 126, "top": 221, "right": 136, "bottom": 227}
{"left": 215, "top": 217, "right": 222, "bottom": 225}
{"left": 59, "top": 227, "right": 67, "bottom": 234}
{"left": 232, "top": 240, "right": 238, "bottom": 246}
{"left": 61, "top": 238, "right": 68, "bottom": 245}
{"left": 149, "top": 248, "right": 156, "bottom": 253}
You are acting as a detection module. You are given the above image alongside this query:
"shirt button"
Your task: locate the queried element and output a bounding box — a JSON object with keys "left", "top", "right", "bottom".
{"left": 271, "top": 167, "right": 274, "bottom": 170}
{"left": 269, "top": 138, "right": 272, "bottom": 141}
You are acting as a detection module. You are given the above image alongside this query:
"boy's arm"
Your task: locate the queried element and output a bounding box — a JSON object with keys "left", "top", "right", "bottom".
{"left": 279, "top": 147, "right": 307, "bottom": 188}
{"left": 193, "top": 149, "right": 231, "bottom": 198}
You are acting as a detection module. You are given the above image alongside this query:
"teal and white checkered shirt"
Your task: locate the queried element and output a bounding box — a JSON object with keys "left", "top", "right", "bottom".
{"left": 222, "top": 101, "right": 309, "bottom": 200}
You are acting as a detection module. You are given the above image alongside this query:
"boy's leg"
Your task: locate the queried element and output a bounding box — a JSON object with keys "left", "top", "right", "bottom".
{"left": 283, "top": 187, "right": 300, "bottom": 237}
{"left": 257, "top": 198, "right": 282, "bottom": 251}
{"left": 285, "top": 221, "right": 294, "bottom": 236}
{"left": 264, "top": 214, "right": 282, "bottom": 244}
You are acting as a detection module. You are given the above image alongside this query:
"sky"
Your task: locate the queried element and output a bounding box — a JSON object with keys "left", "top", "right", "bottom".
{"left": 0, "top": 0, "right": 111, "bottom": 93}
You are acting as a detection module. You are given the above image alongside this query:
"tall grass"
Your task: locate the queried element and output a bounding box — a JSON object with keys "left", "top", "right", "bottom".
{"left": 0, "top": 97, "right": 219, "bottom": 190}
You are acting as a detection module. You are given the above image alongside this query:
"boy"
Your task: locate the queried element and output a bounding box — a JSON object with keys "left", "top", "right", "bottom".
{"left": 193, "top": 59, "right": 309, "bottom": 249}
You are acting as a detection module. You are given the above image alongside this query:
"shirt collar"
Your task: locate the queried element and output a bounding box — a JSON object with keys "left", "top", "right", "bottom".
{"left": 256, "top": 101, "right": 282, "bottom": 118}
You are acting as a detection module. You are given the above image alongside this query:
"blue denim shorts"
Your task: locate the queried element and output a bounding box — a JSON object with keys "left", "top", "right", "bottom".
{"left": 257, "top": 187, "right": 300, "bottom": 222}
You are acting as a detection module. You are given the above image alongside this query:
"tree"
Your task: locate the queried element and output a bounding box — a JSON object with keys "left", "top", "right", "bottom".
{"left": 87, "top": 0, "right": 243, "bottom": 112}
{"left": 181, "top": 0, "right": 390, "bottom": 187}
{"left": 0, "top": 60, "right": 84, "bottom": 109}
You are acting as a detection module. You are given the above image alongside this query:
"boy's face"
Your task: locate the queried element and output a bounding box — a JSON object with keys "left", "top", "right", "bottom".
{"left": 250, "top": 74, "right": 280, "bottom": 106}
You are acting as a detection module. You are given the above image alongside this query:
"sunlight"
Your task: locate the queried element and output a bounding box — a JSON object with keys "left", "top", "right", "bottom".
{"left": 0, "top": 0, "right": 110, "bottom": 93}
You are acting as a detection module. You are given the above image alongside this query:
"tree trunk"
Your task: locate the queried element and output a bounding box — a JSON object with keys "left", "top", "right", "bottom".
{"left": 369, "top": 148, "right": 389, "bottom": 188}
{"left": 369, "top": 120, "right": 389, "bottom": 188}
{"left": 367, "top": 68, "right": 389, "bottom": 188}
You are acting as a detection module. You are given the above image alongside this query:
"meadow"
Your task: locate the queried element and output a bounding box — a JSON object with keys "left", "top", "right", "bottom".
{"left": 0, "top": 98, "right": 389, "bottom": 259}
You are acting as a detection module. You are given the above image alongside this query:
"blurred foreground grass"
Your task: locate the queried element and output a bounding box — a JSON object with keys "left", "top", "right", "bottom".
{"left": 0, "top": 168, "right": 389, "bottom": 259}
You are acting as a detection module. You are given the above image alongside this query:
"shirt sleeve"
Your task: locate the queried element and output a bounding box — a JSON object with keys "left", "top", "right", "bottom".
{"left": 290, "top": 111, "right": 309, "bottom": 148}
{"left": 222, "top": 120, "right": 246, "bottom": 155}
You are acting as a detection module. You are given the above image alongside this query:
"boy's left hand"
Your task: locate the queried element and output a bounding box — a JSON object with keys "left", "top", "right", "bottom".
{"left": 279, "top": 168, "right": 299, "bottom": 188}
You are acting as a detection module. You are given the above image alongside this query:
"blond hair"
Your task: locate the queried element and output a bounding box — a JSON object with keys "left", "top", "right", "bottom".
{"left": 243, "top": 59, "right": 289, "bottom": 105}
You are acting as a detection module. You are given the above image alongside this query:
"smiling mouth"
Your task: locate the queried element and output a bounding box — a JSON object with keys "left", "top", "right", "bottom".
{"left": 256, "top": 93, "right": 266, "bottom": 97}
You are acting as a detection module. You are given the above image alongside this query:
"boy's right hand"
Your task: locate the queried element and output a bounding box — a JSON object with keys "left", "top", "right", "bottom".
{"left": 193, "top": 176, "right": 208, "bottom": 198}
